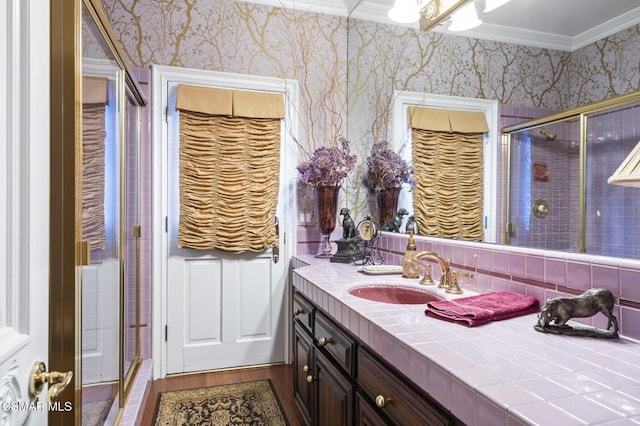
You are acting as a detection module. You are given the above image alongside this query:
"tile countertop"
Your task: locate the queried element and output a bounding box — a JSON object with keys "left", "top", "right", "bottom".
{"left": 292, "top": 255, "right": 640, "bottom": 426}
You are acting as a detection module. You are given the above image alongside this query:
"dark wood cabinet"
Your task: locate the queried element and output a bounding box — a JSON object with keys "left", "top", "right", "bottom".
{"left": 292, "top": 291, "right": 458, "bottom": 426}
{"left": 293, "top": 324, "right": 313, "bottom": 425}
{"left": 293, "top": 292, "right": 355, "bottom": 426}
{"left": 356, "top": 394, "right": 388, "bottom": 426}
{"left": 358, "top": 347, "right": 455, "bottom": 426}
{"left": 315, "top": 348, "right": 353, "bottom": 426}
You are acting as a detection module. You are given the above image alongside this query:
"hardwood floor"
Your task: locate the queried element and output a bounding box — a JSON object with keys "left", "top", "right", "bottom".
{"left": 141, "top": 363, "right": 306, "bottom": 425}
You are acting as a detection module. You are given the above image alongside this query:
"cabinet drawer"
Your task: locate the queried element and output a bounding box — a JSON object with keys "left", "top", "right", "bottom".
{"left": 358, "top": 348, "right": 453, "bottom": 426}
{"left": 293, "top": 292, "right": 314, "bottom": 334}
{"left": 314, "top": 310, "right": 356, "bottom": 377}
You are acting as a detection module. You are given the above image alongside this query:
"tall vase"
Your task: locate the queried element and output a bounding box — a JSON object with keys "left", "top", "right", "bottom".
{"left": 315, "top": 185, "right": 340, "bottom": 258}
{"left": 377, "top": 187, "right": 401, "bottom": 226}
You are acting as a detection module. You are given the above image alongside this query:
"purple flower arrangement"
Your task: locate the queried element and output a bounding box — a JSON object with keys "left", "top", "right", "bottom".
{"left": 296, "top": 136, "right": 357, "bottom": 186}
{"left": 364, "top": 140, "right": 412, "bottom": 191}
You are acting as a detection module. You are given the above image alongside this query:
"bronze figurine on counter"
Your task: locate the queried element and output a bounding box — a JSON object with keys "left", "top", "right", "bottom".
{"left": 534, "top": 288, "right": 619, "bottom": 339}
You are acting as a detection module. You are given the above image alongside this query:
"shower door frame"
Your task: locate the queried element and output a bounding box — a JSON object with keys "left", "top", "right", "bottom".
{"left": 502, "top": 89, "right": 640, "bottom": 253}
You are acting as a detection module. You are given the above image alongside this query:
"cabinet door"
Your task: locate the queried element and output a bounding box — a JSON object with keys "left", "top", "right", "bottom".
{"left": 294, "top": 325, "right": 313, "bottom": 425}
{"left": 358, "top": 348, "right": 453, "bottom": 426}
{"left": 356, "top": 394, "right": 388, "bottom": 426}
{"left": 315, "top": 349, "right": 354, "bottom": 426}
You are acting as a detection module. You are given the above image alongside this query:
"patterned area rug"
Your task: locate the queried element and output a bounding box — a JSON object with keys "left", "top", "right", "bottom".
{"left": 153, "top": 379, "right": 289, "bottom": 425}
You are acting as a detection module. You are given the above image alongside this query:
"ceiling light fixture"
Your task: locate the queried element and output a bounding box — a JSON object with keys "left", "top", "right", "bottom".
{"left": 448, "top": 1, "right": 482, "bottom": 31}
{"left": 416, "top": 0, "right": 472, "bottom": 32}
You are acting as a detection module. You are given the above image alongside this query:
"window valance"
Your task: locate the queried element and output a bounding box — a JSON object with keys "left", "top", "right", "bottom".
{"left": 176, "top": 84, "right": 285, "bottom": 118}
{"left": 409, "top": 106, "right": 489, "bottom": 133}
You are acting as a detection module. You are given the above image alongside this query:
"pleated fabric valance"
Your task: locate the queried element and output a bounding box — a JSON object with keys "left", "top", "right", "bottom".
{"left": 409, "top": 106, "right": 489, "bottom": 133}
{"left": 176, "top": 84, "right": 285, "bottom": 118}
{"left": 176, "top": 84, "right": 283, "bottom": 253}
{"left": 412, "top": 129, "right": 484, "bottom": 241}
{"left": 82, "top": 76, "right": 109, "bottom": 250}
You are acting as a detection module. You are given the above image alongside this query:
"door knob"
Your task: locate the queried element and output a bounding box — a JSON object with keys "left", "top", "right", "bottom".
{"left": 29, "top": 362, "right": 73, "bottom": 403}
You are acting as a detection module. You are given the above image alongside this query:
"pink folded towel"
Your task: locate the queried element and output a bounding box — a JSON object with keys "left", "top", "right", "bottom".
{"left": 425, "top": 291, "right": 540, "bottom": 327}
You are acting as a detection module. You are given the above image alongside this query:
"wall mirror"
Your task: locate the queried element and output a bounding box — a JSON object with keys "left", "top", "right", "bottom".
{"left": 345, "top": 3, "right": 640, "bottom": 259}
{"left": 80, "top": 0, "right": 144, "bottom": 422}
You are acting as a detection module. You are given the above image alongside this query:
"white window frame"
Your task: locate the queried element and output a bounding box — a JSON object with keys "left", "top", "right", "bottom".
{"left": 391, "top": 91, "right": 499, "bottom": 243}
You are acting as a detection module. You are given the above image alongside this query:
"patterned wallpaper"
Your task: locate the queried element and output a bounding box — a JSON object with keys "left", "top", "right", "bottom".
{"left": 101, "top": 0, "right": 640, "bottom": 223}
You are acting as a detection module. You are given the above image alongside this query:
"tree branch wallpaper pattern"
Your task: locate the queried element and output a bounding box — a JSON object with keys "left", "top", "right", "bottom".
{"left": 100, "top": 0, "right": 640, "bottom": 224}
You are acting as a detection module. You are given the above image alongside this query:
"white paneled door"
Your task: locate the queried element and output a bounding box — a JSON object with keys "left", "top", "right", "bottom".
{"left": 162, "top": 75, "right": 291, "bottom": 374}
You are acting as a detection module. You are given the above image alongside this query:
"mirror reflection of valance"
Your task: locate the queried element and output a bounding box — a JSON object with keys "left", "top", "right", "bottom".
{"left": 176, "top": 84, "right": 283, "bottom": 253}
{"left": 412, "top": 129, "right": 484, "bottom": 241}
{"left": 82, "top": 76, "right": 109, "bottom": 250}
{"left": 83, "top": 76, "right": 109, "bottom": 105}
{"left": 409, "top": 106, "right": 489, "bottom": 133}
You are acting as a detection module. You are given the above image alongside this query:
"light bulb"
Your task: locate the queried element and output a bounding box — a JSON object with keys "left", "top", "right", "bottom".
{"left": 387, "top": 0, "right": 420, "bottom": 24}
{"left": 483, "top": 0, "right": 511, "bottom": 13}
{"left": 448, "top": 2, "right": 482, "bottom": 32}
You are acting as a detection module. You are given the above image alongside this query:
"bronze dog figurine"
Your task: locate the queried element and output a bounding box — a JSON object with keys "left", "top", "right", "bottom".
{"left": 537, "top": 288, "right": 619, "bottom": 333}
{"left": 339, "top": 207, "right": 356, "bottom": 240}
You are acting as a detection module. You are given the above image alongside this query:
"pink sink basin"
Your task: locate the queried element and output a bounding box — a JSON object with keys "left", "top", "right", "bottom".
{"left": 348, "top": 285, "right": 443, "bottom": 305}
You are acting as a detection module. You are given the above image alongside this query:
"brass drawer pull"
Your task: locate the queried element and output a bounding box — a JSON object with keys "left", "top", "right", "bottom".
{"left": 317, "top": 337, "right": 332, "bottom": 347}
{"left": 375, "top": 395, "right": 393, "bottom": 408}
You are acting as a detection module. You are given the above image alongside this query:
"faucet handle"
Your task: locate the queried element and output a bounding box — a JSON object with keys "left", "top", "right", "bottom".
{"left": 447, "top": 271, "right": 473, "bottom": 294}
{"left": 419, "top": 264, "right": 436, "bottom": 286}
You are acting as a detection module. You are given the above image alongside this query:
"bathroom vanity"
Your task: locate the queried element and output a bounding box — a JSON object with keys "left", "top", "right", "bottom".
{"left": 292, "top": 255, "right": 640, "bottom": 425}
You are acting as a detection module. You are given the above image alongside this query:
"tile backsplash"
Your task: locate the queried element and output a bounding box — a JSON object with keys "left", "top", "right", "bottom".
{"left": 374, "top": 232, "right": 640, "bottom": 340}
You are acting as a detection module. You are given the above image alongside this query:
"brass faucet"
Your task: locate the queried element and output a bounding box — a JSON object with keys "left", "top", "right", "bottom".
{"left": 412, "top": 251, "right": 465, "bottom": 294}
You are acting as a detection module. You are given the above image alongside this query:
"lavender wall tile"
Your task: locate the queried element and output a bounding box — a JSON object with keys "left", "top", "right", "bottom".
{"left": 544, "top": 257, "right": 566, "bottom": 285}
{"left": 592, "top": 264, "right": 620, "bottom": 295}
{"left": 525, "top": 255, "right": 545, "bottom": 281}
{"left": 509, "top": 252, "right": 526, "bottom": 277}
{"left": 621, "top": 307, "right": 640, "bottom": 341}
{"left": 493, "top": 251, "right": 509, "bottom": 274}
{"left": 566, "top": 260, "right": 592, "bottom": 290}
{"left": 621, "top": 268, "right": 640, "bottom": 301}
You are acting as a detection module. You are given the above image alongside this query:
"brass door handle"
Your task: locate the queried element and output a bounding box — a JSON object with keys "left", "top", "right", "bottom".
{"left": 302, "top": 364, "right": 309, "bottom": 372}
{"left": 293, "top": 308, "right": 303, "bottom": 317}
{"left": 306, "top": 375, "right": 314, "bottom": 383}
{"left": 29, "top": 361, "right": 73, "bottom": 403}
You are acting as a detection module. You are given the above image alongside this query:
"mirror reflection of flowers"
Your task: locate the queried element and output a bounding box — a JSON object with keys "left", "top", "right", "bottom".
{"left": 364, "top": 140, "right": 412, "bottom": 191}
{"left": 296, "top": 136, "right": 357, "bottom": 186}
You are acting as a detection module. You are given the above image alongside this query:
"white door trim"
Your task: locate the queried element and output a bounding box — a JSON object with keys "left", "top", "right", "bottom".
{"left": 151, "top": 65, "right": 299, "bottom": 379}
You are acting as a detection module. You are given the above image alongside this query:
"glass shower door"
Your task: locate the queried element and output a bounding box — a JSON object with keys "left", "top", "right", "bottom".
{"left": 506, "top": 119, "right": 581, "bottom": 251}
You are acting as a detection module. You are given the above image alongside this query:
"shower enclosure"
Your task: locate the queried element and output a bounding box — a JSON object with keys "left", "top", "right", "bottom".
{"left": 80, "top": 1, "right": 144, "bottom": 423}
{"left": 503, "top": 93, "right": 640, "bottom": 258}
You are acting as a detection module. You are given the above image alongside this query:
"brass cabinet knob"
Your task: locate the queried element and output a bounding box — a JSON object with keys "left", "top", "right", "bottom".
{"left": 306, "top": 375, "right": 314, "bottom": 383}
{"left": 317, "top": 337, "right": 332, "bottom": 347}
{"left": 29, "top": 361, "right": 73, "bottom": 403}
{"left": 302, "top": 364, "right": 309, "bottom": 372}
{"left": 293, "top": 308, "right": 303, "bottom": 317}
{"left": 375, "top": 395, "right": 393, "bottom": 408}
